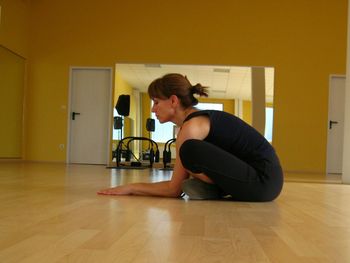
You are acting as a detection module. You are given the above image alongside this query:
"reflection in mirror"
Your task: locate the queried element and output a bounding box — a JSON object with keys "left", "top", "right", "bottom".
{"left": 265, "top": 68, "right": 274, "bottom": 142}
{"left": 113, "top": 63, "right": 275, "bottom": 159}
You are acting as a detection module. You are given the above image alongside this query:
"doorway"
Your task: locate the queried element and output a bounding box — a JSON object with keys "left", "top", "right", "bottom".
{"left": 67, "top": 67, "right": 113, "bottom": 164}
{"left": 326, "top": 75, "right": 346, "bottom": 174}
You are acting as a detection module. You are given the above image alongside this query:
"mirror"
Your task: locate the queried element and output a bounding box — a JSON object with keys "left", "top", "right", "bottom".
{"left": 112, "top": 63, "right": 274, "bottom": 157}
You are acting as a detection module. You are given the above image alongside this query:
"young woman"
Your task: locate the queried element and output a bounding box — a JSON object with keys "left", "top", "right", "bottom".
{"left": 98, "top": 73, "right": 283, "bottom": 201}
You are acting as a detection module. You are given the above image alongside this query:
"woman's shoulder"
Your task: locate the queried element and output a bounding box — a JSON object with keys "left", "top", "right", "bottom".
{"left": 180, "top": 113, "right": 210, "bottom": 140}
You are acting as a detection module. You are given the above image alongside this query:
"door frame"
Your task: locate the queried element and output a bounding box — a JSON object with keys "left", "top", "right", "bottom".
{"left": 326, "top": 74, "right": 346, "bottom": 175}
{"left": 66, "top": 66, "right": 114, "bottom": 164}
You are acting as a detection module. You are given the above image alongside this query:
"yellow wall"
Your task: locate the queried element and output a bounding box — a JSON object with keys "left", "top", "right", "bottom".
{"left": 0, "top": 0, "right": 29, "bottom": 158}
{"left": 12, "top": 0, "right": 347, "bottom": 174}
{"left": 0, "top": 0, "right": 29, "bottom": 57}
{"left": 0, "top": 47, "right": 25, "bottom": 157}
{"left": 243, "top": 100, "right": 252, "bottom": 125}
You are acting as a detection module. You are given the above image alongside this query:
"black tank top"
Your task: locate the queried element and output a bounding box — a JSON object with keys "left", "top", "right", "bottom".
{"left": 183, "top": 110, "right": 280, "bottom": 172}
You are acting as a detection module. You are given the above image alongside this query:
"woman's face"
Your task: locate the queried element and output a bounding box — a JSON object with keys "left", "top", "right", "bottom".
{"left": 151, "top": 97, "right": 176, "bottom": 123}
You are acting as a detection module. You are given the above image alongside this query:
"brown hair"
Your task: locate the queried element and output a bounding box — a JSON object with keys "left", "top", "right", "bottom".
{"left": 148, "top": 73, "right": 208, "bottom": 108}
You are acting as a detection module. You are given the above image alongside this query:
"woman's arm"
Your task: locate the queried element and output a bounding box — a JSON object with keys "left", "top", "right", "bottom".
{"left": 97, "top": 180, "right": 182, "bottom": 197}
{"left": 97, "top": 115, "right": 210, "bottom": 197}
{"left": 98, "top": 138, "right": 191, "bottom": 197}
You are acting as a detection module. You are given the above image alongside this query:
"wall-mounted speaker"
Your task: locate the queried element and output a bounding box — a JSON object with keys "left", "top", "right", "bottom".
{"left": 146, "top": 118, "right": 155, "bottom": 132}
{"left": 115, "top": 95, "right": 130, "bottom": 116}
{"left": 114, "top": 116, "right": 123, "bottom": 129}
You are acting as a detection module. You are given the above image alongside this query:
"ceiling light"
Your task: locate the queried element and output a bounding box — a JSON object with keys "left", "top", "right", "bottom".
{"left": 213, "top": 68, "right": 230, "bottom": 73}
{"left": 211, "top": 90, "right": 226, "bottom": 93}
{"left": 144, "top": 64, "right": 162, "bottom": 68}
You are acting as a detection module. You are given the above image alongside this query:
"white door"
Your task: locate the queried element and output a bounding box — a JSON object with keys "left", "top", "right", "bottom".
{"left": 68, "top": 68, "right": 113, "bottom": 164}
{"left": 326, "top": 75, "right": 346, "bottom": 174}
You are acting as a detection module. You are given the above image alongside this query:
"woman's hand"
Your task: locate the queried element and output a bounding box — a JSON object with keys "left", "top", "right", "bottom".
{"left": 97, "top": 181, "right": 183, "bottom": 197}
{"left": 97, "top": 185, "right": 132, "bottom": 195}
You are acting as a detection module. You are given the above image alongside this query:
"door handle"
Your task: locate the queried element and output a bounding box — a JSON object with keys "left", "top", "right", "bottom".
{"left": 72, "top": 112, "right": 81, "bottom": 120}
{"left": 329, "top": 120, "right": 338, "bottom": 129}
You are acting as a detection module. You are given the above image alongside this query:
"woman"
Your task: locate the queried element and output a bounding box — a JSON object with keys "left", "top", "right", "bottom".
{"left": 98, "top": 73, "right": 283, "bottom": 201}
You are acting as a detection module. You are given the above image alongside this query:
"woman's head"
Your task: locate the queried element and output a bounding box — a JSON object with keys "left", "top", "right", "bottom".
{"left": 148, "top": 73, "right": 208, "bottom": 108}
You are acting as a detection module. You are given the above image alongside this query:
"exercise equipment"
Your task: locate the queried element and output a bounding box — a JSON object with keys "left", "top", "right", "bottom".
{"left": 162, "top": 138, "right": 176, "bottom": 170}
{"left": 108, "top": 136, "right": 160, "bottom": 169}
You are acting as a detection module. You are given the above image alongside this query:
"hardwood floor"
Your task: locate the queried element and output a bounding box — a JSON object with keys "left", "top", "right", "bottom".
{"left": 1, "top": 162, "right": 350, "bottom": 263}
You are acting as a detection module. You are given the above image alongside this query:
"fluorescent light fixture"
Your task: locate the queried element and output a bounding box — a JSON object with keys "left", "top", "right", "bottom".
{"left": 211, "top": 90, "right": 226, "bottom": 93}
{"left": 213, "top": 68, "right": 230, "bottom": 73}
{"left": 144, "top": 64, "right": 162, "bottom": 68}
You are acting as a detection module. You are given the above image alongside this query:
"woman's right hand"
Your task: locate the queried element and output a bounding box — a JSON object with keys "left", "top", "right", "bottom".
{"left": 97, "top": 185, "right": 132, "bottom": 195}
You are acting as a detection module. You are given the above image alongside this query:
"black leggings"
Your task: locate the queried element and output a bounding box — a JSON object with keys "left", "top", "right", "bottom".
{"left": 179, "top": 139, "right": 283, "bottom": 202}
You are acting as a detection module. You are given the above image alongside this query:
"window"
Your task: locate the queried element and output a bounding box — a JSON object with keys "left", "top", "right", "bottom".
{"left": 265, "top": 107, "right": 273, "bottom": 142}
{"left": 150, "top": 113, "right": 174, "bottom": 143}
{"left": 150, "top": 102, "right": 224, "bottom": 143}
{"left": 196, "top": 102, "right": 223, "bottom": 111}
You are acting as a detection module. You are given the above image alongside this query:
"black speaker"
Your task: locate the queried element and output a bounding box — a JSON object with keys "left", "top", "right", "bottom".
{"left": 115, "top": 95, "right": 130, "bottom": 116}
{"left": 114, "top": 116, "right": 123, "bottom": 129}
{"left": 146, "top": 118, "right": 155, "bottom": 132}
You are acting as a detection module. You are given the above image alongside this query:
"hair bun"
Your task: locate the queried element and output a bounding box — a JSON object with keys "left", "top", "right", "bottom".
{"left": 191, "top": 84, "right": 208, "bottom": 97}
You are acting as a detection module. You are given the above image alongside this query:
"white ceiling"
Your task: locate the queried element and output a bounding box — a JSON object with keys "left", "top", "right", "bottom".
{"left": 115, "top": 63, "right": 274, "bottom": 102}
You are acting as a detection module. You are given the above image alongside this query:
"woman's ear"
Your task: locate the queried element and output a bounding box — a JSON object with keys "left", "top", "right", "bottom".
{"left": 170, "top": 95, "right": 180, "bottom": 107}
